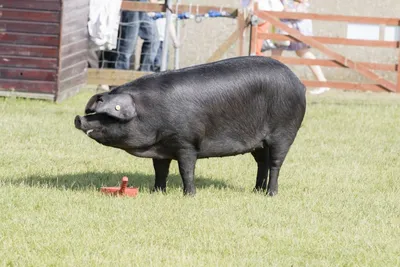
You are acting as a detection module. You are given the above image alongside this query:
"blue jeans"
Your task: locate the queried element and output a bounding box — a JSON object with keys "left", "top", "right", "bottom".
{"left": 115, "top": 11, "right": 159, "bottom": 71}
{"left": 153, "top": 41, "right": 164, "bottom": 72}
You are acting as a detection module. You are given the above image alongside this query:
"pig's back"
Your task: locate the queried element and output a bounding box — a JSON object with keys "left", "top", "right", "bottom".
{"left": 136, "top": 56, "right": 301, "bottom": 93}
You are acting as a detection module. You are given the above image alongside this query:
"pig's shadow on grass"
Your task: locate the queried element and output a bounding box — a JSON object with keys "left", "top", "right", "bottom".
{"left": 14, "top": 172, "right": 236, "bottom": 192}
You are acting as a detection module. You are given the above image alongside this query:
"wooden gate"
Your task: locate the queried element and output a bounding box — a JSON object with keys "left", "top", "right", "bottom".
{"left": 250, "top": 4, "right": 400, "bottom": 93}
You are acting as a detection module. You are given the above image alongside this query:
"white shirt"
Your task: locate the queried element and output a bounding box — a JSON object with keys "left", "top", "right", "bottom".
{"left": 156, "top": 18, "right": 166, "bottom": 42}
{"left": 257, "top": 0, "right": 284, "bottom": 11}
{"left": 88, "top": 0, "right": 123, "bottom": 50}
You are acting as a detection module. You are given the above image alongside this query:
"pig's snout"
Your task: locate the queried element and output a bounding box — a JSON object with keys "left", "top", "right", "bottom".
{"left": 74, "top": 115, "right": 82, "bottom": 129}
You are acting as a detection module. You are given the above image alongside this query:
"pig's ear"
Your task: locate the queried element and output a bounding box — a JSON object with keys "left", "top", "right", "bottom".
{"left": 86, "top": 93, "right": 137, "bottom": 121}
{"left": 84, "top": 93, "right": 105, "bottom": 114}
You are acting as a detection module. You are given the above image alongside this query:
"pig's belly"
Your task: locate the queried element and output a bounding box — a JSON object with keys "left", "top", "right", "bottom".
{"left": 127, "top": 138, "right": 265, "bottom": 160}
{"left": 197, "top": 138, "right": 265, "bottom": 158}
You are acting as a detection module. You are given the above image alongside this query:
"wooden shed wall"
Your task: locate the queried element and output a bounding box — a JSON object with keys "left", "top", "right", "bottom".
{"left": 0, "top": 0, "right": 61, "bottom": 100}
{"left": 0, "top": 0, "right": 90, "bottom": 102}
{"left": 56, "top": 0, "right": 89, "bottom": 102}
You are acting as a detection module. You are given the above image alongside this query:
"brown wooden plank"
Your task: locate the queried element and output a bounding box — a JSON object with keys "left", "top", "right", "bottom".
{"left": 0, "top": 32, "right": 59, "bottom": 46}
{"left": 0, "top": 9, "right": 60, "bottom": 23}
{"left": 0, "top": 20, "right": 59, "bottom": 35}
{"left": 0, "top": 79, "right": 56, "bottom": 93}
{"left": 61, "top": 28, "right": 87, "bottom": 46}
{"left": 0, "top": 44, "right": 58, "bottom": 58}
{"left": 260, "top": 33, "right": 400, "bottom": 48}
{"left": 60, "top": 39, "right": 88, "bottom": 57}
{"left": 62, "top": 6, "right": 88, "bottom": 24}
{"left": 0, "top": 56, "right": 57, "bottom": 69}
{"left": 397, "top": 49, "right": 400, "bottom": 92}
{"left": 59, "top": 72, "right": 87, "bottom": 92}
{"left": 87, "top": 68, "right": 151, "bottom": 85}
{"left": 257, "top": 11, "right": 397, "bottom": 92}
{"left": 121, "top": 1, "right": 238, "bottom": 15}
{"left": 0, "top": 90, "right": 55, "bottom": 101}
{"left": 266, "top": 11, "right": 400, "bottom": 26}
{"left": 0, "top": 68, "right": 57, "bottom": 81}
{"left": 63, "top": 0, "right": 89, "bottom": 11}
{"left": 270, "top": 56, "right": 397, "bottom": 72}
{"left": 59, "top": 61, "right": 87, "bottom": 81}
{"left": 302, "top": 80, "right": 387, "bottom": 92}
{"left": 251, "top": 2, "right": 260, "bottom": 55}
{"left": 0, "top": 0, "right": 61, "bottom": 11}
{"left": 60, "top": 51, "right": 88, "bottom": 69}
{"left": 237, "top": 12, "right": 247, "bottom": 56}
{"left": 250, "top": 24, "right": 257, "bottom": 55}
{"left": 62, "top": 15, "right": 88, "bottom": 35}
{"left": 121, "top": 2, "right": 163, "bottom": 12}
{"left": 55, "top": 84, "right": 81, "bottom": 103}
{"left": 26, "top": 0, "right": 59, "bottom": 2}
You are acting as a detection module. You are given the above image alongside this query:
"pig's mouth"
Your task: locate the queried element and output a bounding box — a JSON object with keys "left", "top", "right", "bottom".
{"left": 74, "top": 115, "right": 100, "bottom": 138}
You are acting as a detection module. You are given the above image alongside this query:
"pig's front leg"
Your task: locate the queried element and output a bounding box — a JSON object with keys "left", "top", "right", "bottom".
{"left": 152, "top": 159, "right": 171, "bottom": 193}
{"left": 177, "top": 149, "right": 197, "bottom": 196}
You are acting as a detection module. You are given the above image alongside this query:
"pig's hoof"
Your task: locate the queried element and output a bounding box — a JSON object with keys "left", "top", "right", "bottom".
{"left": 151, "top": 187, "right": 166, "bottom": 194}
{"left": 253, "top": 187, "right": 267, "bottom": 194}
{"left": 267, "top": 190, "right": 278, "bottom": 197}
{"left": 183, "top": 190, "right": 196, "bottom": 197}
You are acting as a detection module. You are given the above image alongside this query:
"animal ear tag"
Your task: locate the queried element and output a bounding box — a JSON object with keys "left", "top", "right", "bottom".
{"left": 115, "top": 105, "right": 121, "bottom": 111}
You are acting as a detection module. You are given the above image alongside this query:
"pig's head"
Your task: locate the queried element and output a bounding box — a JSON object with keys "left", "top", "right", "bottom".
{"left": 74, "top": 92, "right": 138, "bottom": 147}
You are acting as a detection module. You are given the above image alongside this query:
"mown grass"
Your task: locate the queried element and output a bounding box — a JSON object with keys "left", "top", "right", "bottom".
{"left": 0, "top": 89, "right": 399, "bottom": 266}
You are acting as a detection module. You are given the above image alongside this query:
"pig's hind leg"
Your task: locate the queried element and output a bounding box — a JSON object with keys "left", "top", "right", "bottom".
{"left": 251, "top": 146, "right": 270, "bottom": 193}
{"left": 152, "top": 159, "right": 172, "bottom": 193}
{"left": 177, "top": 149, "right": 198, "bottom": 196}
{"left": 267, "top": 134, "right": 296, "bottom": 196}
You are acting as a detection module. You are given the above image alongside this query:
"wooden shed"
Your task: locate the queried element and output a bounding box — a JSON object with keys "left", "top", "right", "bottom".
{"left": 0, "top": 0, "right": 90, "bottom": 102}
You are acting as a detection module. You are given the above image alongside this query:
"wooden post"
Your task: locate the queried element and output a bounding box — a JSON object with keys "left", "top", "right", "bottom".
{"left": 249, "top": 3, "right": 259, "bottom": 56}
{"left": 238, "top": 11, "right": 245, "bottom": 56}
{"left": 397, "top": 22, "right": 400, "bottom": 93}
{"left": 249, "top": 25, "right": 257, "bottom": 55}
{"left": 174, "top": 0, "right": 181, "bottom": 69}
{"left": 161, "top": 0, "right": 172, "bottom": 71}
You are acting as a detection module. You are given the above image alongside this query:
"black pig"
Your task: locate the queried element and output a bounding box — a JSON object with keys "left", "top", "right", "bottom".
{"left": 74, "top": 56, "right": 306, "bottom": 196}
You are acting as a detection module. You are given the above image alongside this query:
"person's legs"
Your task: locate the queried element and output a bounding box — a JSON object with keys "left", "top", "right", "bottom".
{"left": 115, "top": 11, "right": 140, "bottom": 70}
{"left": 87, "top": 47, "right": 100, "bottom": 68}
{"left": 87, "top": 46, "right": 110, "bottom": 91}
{"left": 153, "top": 41, "right": 163, "bottom": 72}
{"left": 138, "top": 12, "right": 160, "bottom": 71}
{"left": 296, "top": 48, "right": 330, "bottom": 94}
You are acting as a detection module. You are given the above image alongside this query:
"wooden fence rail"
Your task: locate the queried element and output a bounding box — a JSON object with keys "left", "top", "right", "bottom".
{"left": 251, "top": 5, "right": 400, "bottom": 93}
{"left": 89, "top": 2, "right": 400, "bottom": 94}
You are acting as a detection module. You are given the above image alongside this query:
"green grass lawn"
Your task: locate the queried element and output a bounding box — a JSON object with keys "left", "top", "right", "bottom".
{"left": 0, "top": 89, "right": 399, "bottom": 266}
